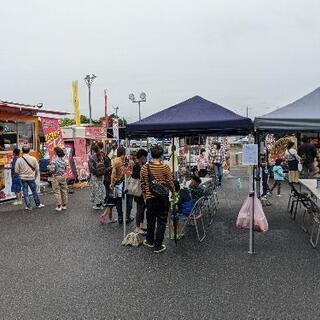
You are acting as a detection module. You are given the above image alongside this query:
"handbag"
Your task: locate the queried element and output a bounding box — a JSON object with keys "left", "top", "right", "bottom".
{"left": 147, "top": 164, "right": 169, "bottom": 198}
{"left": 127, "top": 176, "right": 142, "bottom": 197}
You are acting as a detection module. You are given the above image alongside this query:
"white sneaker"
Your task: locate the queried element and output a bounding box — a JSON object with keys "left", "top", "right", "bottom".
{"left": 62, "top": 206, "right": 67, "bottom": 210}
{"left": 36, "top": 204, "right": 45, "bottom": 208}
{"left": 92, "top": 205, "right": 104, "bottom": 210}
{"left": 276, "top": 195, "right": 282, "bottom": 198}
{"left": 25, "top": 207, "right": 32, "bottom": 211}
{"left": 55, "top": 207, "right": 62, "bottom": 212}
{"left": 13, "top": 201, "right": 20, "bottom": 205}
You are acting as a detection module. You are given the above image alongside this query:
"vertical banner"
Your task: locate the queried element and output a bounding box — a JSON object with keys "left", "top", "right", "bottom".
{"left": 72, "top": 80, "right": 81, "bottom": 126}
{"left": 104, "top": 89, "right": 109, "bottom": 128}
{"left": 41, "top": 117, "right": 64, "bottom": 160}
{"left": 112, "top": 118, "right": 119, "bottom": 143}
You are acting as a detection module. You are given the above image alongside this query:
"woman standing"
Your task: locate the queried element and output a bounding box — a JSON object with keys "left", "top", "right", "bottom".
{"left": 132, "top": 149, "right": 148, "bottom": 233}
{"left": 140, "top": 145, "right": 175, "bottom": 253}
{"left": 88, "top": 144, "right": 106, "bottom": 210}
{"left": 49, "top": 147, "right": 68, "bottom": 211}
{"left": 11, "top": 148, "right": 22, "bottom": 205}
{"left": 197, "top": 148, "right": 207, "bottom": 177}
{"left": 212, "top": 142, "right": 225, "bottom": 187}
{"left": 285, "top": 141, "right": 301, "bottom": 184}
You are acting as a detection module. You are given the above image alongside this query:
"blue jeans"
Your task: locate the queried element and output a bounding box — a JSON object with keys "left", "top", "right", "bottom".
{"left": 21, "top": 180, "right": 40, "bottom": 208}
{"left": 214, "top": 163, "right": 223, "bottom": 186}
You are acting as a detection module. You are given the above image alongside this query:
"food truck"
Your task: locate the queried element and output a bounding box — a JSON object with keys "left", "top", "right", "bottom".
{"left": 0, "top": 100, "right": 68, "bottom": 201}
{"left": 62, "top": 126, "right": 116, "bottom": 181}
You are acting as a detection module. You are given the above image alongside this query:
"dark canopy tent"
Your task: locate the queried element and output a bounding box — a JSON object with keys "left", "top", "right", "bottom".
{"left": 255, "top": 87, "right": 320, "bottom": 132}
{"left": 126, "top": 95, "right": 253, "bottom": 137}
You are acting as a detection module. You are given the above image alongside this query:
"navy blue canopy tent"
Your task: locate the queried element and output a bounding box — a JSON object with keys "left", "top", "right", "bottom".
{"left": 126, "top": 95, "right": 253, "bottom": 137}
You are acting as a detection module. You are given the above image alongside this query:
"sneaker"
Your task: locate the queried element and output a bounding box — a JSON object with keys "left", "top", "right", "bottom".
{"left": 276, "top": 194, "right": 282, "bottom": 198}
{"left": 143, "top": 240, "right": 155, "bottom": 248}
{"left": 36, "top": 204, "right": 45, "bottom": 208}
{"left": 25, "top": 207, "right": 32, "bottom": 211}
{"left": 55, "top": 207, "right": 62, "bottom": 212}
{"left": 61, "top": 206, "right": 67, "bottom": 210}
{"left": 154, "top": 245, "right": 167, "bottom": 253}
{"left": 13, "top": 201, "right": 21, "bottom": 206}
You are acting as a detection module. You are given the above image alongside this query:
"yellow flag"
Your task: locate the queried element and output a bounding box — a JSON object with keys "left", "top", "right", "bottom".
{"left": 72, "top": 80, "right": 80, "bottom": 126}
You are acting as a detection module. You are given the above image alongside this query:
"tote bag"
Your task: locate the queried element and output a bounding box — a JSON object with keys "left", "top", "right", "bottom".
{"left": 127, "top": 176, "right": 142, "bottom": 197}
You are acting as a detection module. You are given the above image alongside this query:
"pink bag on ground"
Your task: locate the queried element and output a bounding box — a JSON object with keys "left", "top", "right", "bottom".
{"left": 236, "top": 194, "right": 268, "bottom": 232}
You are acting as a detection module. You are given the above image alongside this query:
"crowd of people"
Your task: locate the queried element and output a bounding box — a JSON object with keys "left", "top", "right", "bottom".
{"left": 261, "top": 136, "right": 318, "bottom": 199}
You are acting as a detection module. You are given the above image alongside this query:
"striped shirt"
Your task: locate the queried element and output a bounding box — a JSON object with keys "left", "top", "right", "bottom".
{"left": 140, "top": 160, "right": 175, "bottom": 200}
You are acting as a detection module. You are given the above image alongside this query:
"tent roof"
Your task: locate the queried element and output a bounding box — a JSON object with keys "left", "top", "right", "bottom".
{"left": 126, "top": 95, "right": 252, "bottom": 137}
{"left": 255, "top": 87, "right": 320, "bottom": 132}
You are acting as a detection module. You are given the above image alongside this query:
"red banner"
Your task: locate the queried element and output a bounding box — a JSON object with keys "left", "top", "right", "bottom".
{"left": 41, "top": 117, "right": 74, "bottom": 180}
{"left": 41, "top": 117, "right": 64, "bottom": 160}
{"left": 85, "top": 127, "right": 107, "bottom": 139}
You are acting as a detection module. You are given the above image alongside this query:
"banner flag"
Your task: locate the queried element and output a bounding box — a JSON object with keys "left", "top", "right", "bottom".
{"left": 72, "top": 80, "right": 80, "bottom": 126}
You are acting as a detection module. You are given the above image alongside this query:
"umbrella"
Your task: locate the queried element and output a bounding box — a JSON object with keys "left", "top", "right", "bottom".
{"left": 172, "top": 203, "right": 179, "bottom": 246}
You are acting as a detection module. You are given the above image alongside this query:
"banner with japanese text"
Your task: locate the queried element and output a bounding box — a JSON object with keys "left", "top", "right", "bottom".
{"left": 41, "top": 117, "right": 64, "bottom": 160}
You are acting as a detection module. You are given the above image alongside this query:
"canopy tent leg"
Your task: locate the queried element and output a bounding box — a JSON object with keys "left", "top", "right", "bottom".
{"left": 123, "top": 138, "right": 128, "bottom": 240}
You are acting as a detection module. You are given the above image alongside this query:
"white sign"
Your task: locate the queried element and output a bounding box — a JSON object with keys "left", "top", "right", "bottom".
{"left": 243, "top": 144, "right": 258, "bottom": 165}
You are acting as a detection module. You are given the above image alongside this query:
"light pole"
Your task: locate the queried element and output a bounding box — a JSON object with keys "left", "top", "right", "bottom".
{"left": 129, "top": 92, "right": 146, "bottom": 121}
{"left": 84, "top": 74, "right": 97, "bottom": 125}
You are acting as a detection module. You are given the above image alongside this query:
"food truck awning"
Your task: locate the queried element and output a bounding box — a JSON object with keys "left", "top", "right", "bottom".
{"left": 0, "top": 101, "right": 70, "bottom": 117}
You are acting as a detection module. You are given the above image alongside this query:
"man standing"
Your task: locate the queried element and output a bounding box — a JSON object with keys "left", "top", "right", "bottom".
{"left": 15, "top": 145, "right": 45, "bottom": 211}
{"left": 298, "top": 136, "right": 317, "bottom": 178}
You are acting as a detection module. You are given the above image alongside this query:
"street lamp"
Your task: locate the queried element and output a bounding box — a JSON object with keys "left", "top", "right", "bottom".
{"left": 129, "top": 92, "right": 146, "bottom": 121}
{"left": 84, "top": 74, "right": 97, "bottom": 125}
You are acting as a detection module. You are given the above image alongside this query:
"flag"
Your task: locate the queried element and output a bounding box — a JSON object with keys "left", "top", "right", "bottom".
{"left": 72, "top": 80, "right": 80, "bottom": 126}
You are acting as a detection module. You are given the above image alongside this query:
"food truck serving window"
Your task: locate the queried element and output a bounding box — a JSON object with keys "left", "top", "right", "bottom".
{"left": 0, "top": 121, "right": 35, "bottom": 151}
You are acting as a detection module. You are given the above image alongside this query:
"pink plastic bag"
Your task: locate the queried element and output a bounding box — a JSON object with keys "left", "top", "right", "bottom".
{"left": 236, "top": 194, "right": 268, "bottom": 232}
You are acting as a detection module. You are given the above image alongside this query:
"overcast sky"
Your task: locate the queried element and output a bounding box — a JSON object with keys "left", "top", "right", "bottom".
{"left": 1, "top": 0, "right": 320, "bottom": 122}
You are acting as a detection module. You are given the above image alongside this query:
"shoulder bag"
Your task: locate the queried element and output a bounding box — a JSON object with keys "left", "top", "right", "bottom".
{"left": 23, "top": 157, "right": 36, "bottom": 172}
{"left": 127, "top": 176, "right": 142, "bottom": 197}
{"left": 147, "top": 164, "right": 169, "bottom": 198}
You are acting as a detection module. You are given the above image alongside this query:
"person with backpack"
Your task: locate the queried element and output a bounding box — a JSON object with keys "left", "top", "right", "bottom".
{"left": 140, "top": 145, "right": 175, "bottom": 253}
{"left": 48, "top": 147, "right": 69, "bottom": 211}
{"left": 15, "top": 145, "right": 45, "bottom": 211}
{"left": 88, "top": 144, "right": 106, "bottom": 210}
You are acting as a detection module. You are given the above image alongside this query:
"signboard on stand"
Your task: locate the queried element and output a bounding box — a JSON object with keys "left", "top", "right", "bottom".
{"left": 85, "top": 127, "right": 107, "bottom": 140}
{"left": 243, "top": 144, "right": 258, "bottom": 166}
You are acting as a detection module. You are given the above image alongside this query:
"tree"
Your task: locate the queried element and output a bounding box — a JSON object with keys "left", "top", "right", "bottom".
{"left": 60, "top": 114, "right": 127, "bottom": 127}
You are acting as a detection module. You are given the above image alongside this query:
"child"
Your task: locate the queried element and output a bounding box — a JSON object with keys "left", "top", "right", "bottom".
{"left": 169, "top": 181, "right": 193, "bottom": 240}
{"left": 189, "top": 175, "right": 204, "bottom": 203}
{"left": 260, "top": 161, "right": 270, "bottom": 197}
{"left": 270, "top": 159, "right": 285, "bottom": 197}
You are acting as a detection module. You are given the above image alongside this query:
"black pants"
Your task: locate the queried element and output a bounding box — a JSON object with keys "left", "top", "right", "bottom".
{"left": 270, "top": 180, "right": 281, "bottom": 195}
{"left": 146, "top": 197, "right": 170, "bottom": 248}
{"left": 135, "top": 196, "right": 146, "bottom": 227}
{"left": 126, "top": 194, "right": 133, "bottom": 217}
{"left": 262, "top": 175, "right": 269, "bottom": 196}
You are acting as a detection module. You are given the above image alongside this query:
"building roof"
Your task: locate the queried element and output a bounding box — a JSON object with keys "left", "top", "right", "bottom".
{"left": 0, "top": 100, "right": 70, "bottom": 117}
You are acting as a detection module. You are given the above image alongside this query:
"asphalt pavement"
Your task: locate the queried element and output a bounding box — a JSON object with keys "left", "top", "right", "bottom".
{"left": 1, "top": 168, "right": 320, "bottom": 320}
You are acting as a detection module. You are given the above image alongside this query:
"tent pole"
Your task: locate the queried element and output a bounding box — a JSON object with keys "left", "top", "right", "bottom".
{"left": 248, "top": 132, "right": 256, "bottom": 255}
{"left": 172, "top": 137, "right": 176, "bottom": 180}
{"left": 123, "top": 137, "right": 128, "bottom": 240}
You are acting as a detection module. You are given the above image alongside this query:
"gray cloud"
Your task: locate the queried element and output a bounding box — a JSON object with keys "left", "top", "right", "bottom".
{"left": 1, "top": 0, "right": 320, "bottom": 122}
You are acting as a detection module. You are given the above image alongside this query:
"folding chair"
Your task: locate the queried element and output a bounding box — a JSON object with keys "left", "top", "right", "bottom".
{"left": 180, "top": 197, "right": 206, "bottom": 242}
{"left": 288, "top": 183, "right": 312, "bottom": 220}
{"left": 310, "top": 204, "right": 320, "bottom": 248}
